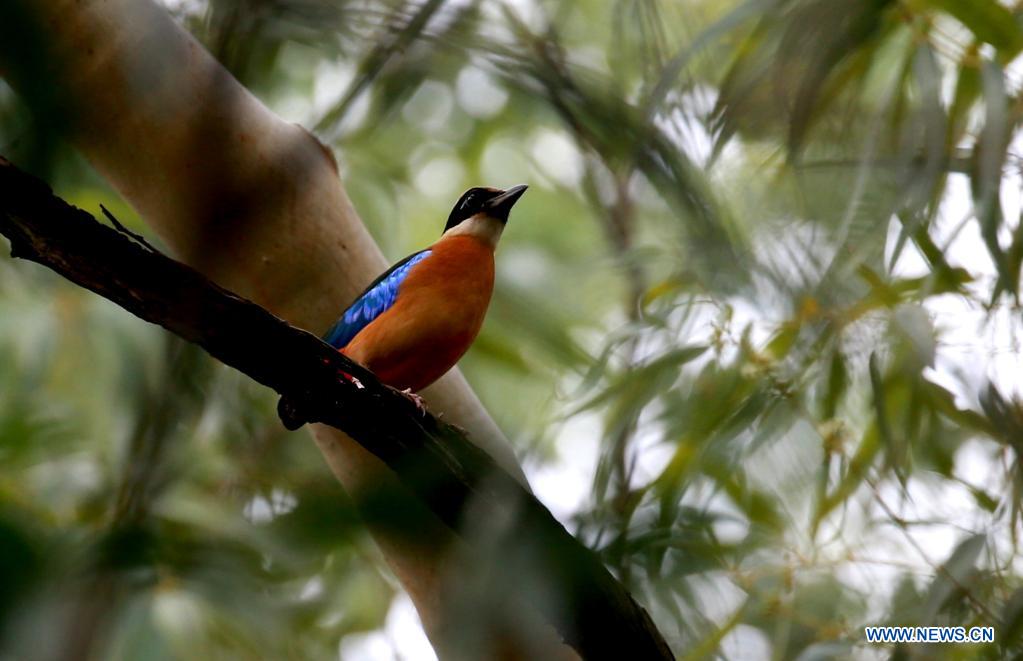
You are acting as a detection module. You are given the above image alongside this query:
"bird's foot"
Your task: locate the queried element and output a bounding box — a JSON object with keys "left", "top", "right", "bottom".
{"left": 338, "top": 369, "right": 365, "bottom": 390}
{"left": 400, "top": 388, "right": 427, "bottom": 415}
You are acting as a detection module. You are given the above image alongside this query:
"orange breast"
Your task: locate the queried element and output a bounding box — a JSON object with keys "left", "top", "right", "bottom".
{"left": 342, "top": 235, "right": 495, "bottom": 392}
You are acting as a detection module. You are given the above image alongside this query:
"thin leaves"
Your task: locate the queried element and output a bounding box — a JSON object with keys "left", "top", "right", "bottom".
{"left": 920, "top": 534, "right": 987, "bottom": 624}
{"left": 314, "top": 0, "right": 451, "bottom": 138}
{"left": 973, "top": 58, "right": 1011, "bottom": 301}
{"left": 924, "top": 0, "right": 1023, "bottom": 59}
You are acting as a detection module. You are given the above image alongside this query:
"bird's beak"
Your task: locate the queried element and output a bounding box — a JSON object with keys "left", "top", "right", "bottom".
{"left": 484, "top": 184, "right": 528, "bottom": 221}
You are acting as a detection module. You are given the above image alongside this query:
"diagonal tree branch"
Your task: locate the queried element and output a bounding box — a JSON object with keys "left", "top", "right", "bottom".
{"left": 0, "top": 157, "right": 674, "bottom": 661}
{"left": 0, "top": 0, "right": 523, "bottom": 643}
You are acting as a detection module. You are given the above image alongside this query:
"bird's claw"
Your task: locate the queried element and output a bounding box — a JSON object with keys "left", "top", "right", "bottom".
{"left": 337, "top": 369, "right": 365, "bottom": 390}
{"left": 400, "top": 388, "right": 427, "bottom": 415}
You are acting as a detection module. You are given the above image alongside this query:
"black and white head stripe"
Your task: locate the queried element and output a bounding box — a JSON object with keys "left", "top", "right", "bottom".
{"left": 444, "top": 187, "right": 504, "bottom": 232}
{"left": 443, "top": 185, "right": 527, "bottom": 233}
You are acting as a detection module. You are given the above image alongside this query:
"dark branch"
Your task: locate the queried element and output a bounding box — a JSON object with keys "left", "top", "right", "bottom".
{"left": 0, "top": 157, "right": 674, "bottom": 661}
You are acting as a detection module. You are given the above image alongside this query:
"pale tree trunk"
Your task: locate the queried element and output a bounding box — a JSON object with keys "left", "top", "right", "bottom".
{"left": 0, "top": 0, "right": 576, "bottom": 656}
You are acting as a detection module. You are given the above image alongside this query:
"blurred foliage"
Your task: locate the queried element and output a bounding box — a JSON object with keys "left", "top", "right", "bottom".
{"left": 5, "top": 0, "right": 1023, "bottom": 658}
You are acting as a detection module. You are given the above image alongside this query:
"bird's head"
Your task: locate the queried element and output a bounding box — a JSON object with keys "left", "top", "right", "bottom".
{"left": 442, "top": 184, "right": 528, "bottom": 247}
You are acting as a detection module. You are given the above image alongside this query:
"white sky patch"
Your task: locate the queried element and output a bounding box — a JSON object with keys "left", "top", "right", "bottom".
{"left": 385, "top": 594, "right": 437, "bottom": 661}
{"left": 711, "top": 507, "right": 752, "bottom": 546}
{"left": 313, "top": 60, "right": 356, "bottom": 117}
{"left": 411, "top": 155, "right": 466, "bottom": 200}
{"left": 153, "top": 589, "right": 204, "bottom": 641}
{"left": 482, "top": 0, "right": 545, "bottom": 33}
{"left": 689, "top": 571, "right": 748, "bottom": 628}
{"left": 243, "top": 488, "right": 297, "bottom": 524}
{"left": 29, "top": 454, "right": 103, "bottom": 506}
{"left": 889, "top": 172, "right": 1023, "bottom": 401}
{"left": 299, "top": 576, "right": 325, "bottom": 603}
{"left": 403, "top": 81, "right": 455, "bottom": 134}
{"left": 631, "top": 424, "right": 676, "bottom": 487}
{"left": 954, "top": 438, "right": 1003, "bottom": 487}
{"left": 456, "top": 67, "right": 509, "bottom": 119}
{"left": 526, "top": 412, "right": 602, "bottom": 523}
{"left": 338, "top": 594, "right": 436, "bottom": 661}
{"left": 157, "top": 0, "right": 205, "bottom": 17}
{"left": 720, "top": 624, "right": 772, "bottom": 661}
{"left": 333, "top": 90, "right": 373, "bottom": 140}
{"left": 883, "top": 478, "right": 973, "bottom": 560}
{"left": 529, "top": 129, "right": 584, "bottom": 189}
{"left": 499, "top": 246, "right": 551, "bottom": 289}
{"left": 884, "top": 214, "right": 930, "bottom": 278}
{"left": 338, "top": 630, "right": 392, "bottom": 661}
{"left": 655, "top": 87, "right": 719, "bottom": 167}
{"left": 568, "top": 46, "right": 610, "bottom": 76}
{"left": 272, "top": 92, "right": 311, "bottom": 125}
{"left": 480, "top": 136, "right": 534, "bottom": 187}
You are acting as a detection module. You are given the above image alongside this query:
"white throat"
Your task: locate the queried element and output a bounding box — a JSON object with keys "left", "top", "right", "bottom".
{"left": 442, "top": 213, "right": 505, "bottom": 248}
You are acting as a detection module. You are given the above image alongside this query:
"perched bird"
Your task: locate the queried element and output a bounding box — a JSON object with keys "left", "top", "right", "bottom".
{"left": 322, "top": 184, "right": 528, "bottom": 402}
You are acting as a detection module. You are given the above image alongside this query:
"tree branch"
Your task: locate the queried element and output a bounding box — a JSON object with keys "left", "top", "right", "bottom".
{"left": 0, "top": 157, "right": 674, "bottom": 660}
{"left": 0, "top": 0, "right": 528, "bottom": 640}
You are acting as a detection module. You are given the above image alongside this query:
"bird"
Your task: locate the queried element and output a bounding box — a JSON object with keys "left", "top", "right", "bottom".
{"left": 321, "top": 184, "right": 528, "bottom": 407}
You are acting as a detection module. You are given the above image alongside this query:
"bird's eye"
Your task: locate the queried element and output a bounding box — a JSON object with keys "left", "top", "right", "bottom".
{"left": 462, "top": 194, "right": 475, "bottom": 209}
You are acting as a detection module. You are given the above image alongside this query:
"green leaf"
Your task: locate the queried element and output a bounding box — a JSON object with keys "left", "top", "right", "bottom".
{"left": 786, "top": 0, "right": 896, "bottom": 153}
{"left": 947, "top": 46, "right": 981, "bottom": 147}
{"left": 1001, "top": 587, "right": 1023, "bottom": 648}
{"left": 923, "top": 380, "right": 995, "bottom": 438}
{"left": 869, "top": 352, "right": 907, "bottom": 480}
{"left": 921, "top": 534, "right": 986, "bottom": 624}
{"left": 813, "top": 425, "right": 881, "bottom": 533}
{"left": 971, "top": 58, "right": 1010, "bottom": 299}
{"left": 821, "top": 349, "right": 847, "bottom": 420}
{"left": 572, "top": 345, "right": 708, "bottom": 415}
{"left": 766, "top": 322, "right": 799, "bottom": 360}
{"left": 925, "top": 0, "right": 1023, "bottom": 59}
{"left": 965, "top": 483, "right": 998, "bottom": 513}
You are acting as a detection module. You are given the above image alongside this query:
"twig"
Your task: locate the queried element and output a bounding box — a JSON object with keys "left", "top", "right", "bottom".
{"left": 865, "top": 474, "right": 997, "bottom": 623}
{"left": 100, "top": 204, "right": 158, "bottom": 253}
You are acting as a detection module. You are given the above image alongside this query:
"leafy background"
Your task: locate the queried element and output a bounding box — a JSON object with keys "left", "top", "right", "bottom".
{"left": 2, "top": 0, "right": 1023, "bottom": 658}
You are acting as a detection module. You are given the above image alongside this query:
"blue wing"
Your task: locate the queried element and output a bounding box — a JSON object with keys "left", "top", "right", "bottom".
{"left": 323, "top": 250, "right": 432, "bottom": 349}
